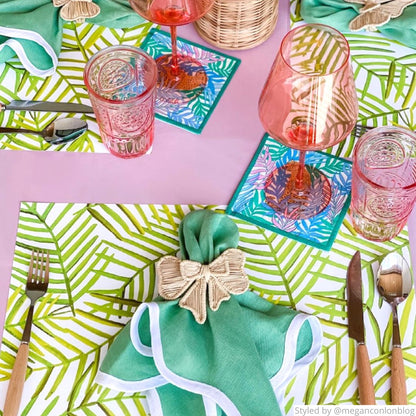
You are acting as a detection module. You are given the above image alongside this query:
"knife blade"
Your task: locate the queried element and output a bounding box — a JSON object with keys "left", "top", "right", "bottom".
{"left": 0, "top": 100, "right": 94, "bottom": 113}
{"left": 347, "top": 250, "right": 376, "bottom": 405}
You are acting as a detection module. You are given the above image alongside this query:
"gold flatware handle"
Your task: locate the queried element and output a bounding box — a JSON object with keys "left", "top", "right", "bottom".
{"left": 3, "top": 343, "right": 29, "bottom": 416}
{"left": 392, "top": 346, "right": 407, "bottom": 404}
{"left": 357, "top": 343, "right": 376, "bottom": 405}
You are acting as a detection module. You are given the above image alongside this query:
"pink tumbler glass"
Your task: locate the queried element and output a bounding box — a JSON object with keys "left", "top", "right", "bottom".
{"left": 351, "top": 126, "right": 416, "bottom": 241}
{"left": 84, "top": 45, "right": 157, "bottom": 159}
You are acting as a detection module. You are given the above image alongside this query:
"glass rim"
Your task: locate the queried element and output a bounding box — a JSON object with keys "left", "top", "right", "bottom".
{"left": 279, "top": 23, "right": 351, "bottom": 78}
{"left": 83, "top": 45, "right": 157, "bottom": 104}
{"left": 353, "top": 126, "right": 416, "bottom": 191}
{"left": 128, "top": 0, "right": 216, "bottom": 25}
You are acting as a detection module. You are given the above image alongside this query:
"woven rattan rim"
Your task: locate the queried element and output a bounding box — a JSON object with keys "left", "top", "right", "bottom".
{"left": 194, "top": 0, "right": 279, "bottom": 50}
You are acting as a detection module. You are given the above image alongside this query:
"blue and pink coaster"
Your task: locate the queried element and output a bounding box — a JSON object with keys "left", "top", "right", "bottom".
{"left": 140, "top": 28, "right": 240, "bottom": 134}
{"left": 226, "top": 134, "right": 353, "bottom": 250}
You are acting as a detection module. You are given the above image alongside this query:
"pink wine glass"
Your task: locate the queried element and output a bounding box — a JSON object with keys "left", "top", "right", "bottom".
{"left": 129, "top": 0, "right": 215, "bottom": 104}
{"left": 258, "top": 24, "right": 358, "bottom": 220}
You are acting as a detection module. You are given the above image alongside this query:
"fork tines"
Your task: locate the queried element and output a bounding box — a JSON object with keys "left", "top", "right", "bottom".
{"left": 28, "top": 249, "right": 49, "bottom": 286}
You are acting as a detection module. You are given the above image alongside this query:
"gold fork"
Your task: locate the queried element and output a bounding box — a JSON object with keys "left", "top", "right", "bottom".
{"left": 4, "top": 249, "right": 49, "bottom": 416}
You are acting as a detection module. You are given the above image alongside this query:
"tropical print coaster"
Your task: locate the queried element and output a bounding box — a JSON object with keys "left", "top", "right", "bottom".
{"left": 226, "top": 134, "right": 352, "bottom": 250}
{"left": 290, "top": 0, "right": 416, "bottom": 158}
{"left": 0, "top": 203, "right": 414, "bottom": 415}
{"left": 140, "top": 28, "right": 240, "bottom": 134}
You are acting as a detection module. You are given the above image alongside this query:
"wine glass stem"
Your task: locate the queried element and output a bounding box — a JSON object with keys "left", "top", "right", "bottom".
{"left": 295, "top": 150, "right": 306, "bottom": 190}
{"left": 170, "top": 26, "right": 179, "bottom": 76}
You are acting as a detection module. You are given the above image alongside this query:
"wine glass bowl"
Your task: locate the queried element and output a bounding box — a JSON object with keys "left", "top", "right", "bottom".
{"left": 130, "top": 0, "right": 214, "bottom": 25}
{"left": 258, "top": 24, "right": 358, "bottom": 220}
{"left": 129, "top": 0, "right": 215, "bottom": 104}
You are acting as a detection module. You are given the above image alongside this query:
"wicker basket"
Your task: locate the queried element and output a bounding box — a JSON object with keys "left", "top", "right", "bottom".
{"left": 194, "top": 0, "right": 279, "bottom": 50}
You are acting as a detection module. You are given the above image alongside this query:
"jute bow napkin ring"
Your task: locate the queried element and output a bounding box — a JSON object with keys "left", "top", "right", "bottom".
{"left": 344, "top": 0, "right": 416, "bottom": 31}
{"left": 53, "top": 0, "right": 101, "bottom": 23}
{"left": 95, "top": 209, "right": 323, "bottom": 416}
{"left": 300, "top": 0, "right": 416, "bottom": 49}
{"left": 157, "top": 248, "right": 249, "bottom": 324}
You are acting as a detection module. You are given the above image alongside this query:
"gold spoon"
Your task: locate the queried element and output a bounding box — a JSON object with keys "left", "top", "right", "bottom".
{"left": 377, "top": 252, "right": 413, "bottom": 404}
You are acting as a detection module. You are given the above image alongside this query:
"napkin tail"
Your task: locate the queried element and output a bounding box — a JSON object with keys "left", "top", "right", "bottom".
{"left": 94, "top": 321, "right": 167, "bottom": 393}
{"left": 95, "top": 370, "right": 166, "bottom": 393}
{"left": 131, "top": 302, "right": 243, "bottom": 416}
{"left": 146, "top": 388, "right": 163, "bottom": 415}
{"left": 270, "top": 314, "right": 322, "bottom": 399}
{"left": 0, "top": 27, "right": 58, "bottom": 76}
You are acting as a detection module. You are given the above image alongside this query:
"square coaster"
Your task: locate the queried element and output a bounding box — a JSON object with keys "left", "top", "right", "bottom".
{"left": 226, "top": 134, "right": 352, "bottom": 250}
{"left": 140, "top": 28, "right": 240, "bottom": 134}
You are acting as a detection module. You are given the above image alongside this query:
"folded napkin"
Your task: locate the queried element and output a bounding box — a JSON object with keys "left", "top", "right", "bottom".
{"left": 0, "top": 0, "right": 146, "bottom": 77}
{"left": 96, "top": 210, "right": 323, "bottom": 415}
{"left": 300, "top": 0, "right": 416, "bottom": 49}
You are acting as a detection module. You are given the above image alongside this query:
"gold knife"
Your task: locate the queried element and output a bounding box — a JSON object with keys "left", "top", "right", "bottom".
{"left": 347, "top": 250, "right": 376, "bottom": 404}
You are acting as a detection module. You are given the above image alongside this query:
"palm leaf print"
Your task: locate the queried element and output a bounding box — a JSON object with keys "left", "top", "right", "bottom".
{"left": 0, "top": 203, "right": 415, "bottom": 415}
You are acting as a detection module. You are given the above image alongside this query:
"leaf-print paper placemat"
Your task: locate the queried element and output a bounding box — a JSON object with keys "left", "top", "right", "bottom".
{"left": 226, "top": 134, "right": 352, "bottom": 251}
{"left": 290, "top": 0, "right": 416, "bottom": 158}
{"left": 0, "top": 202, "right": 415, "bottom": 414}
{"left": 141, "top": 29, "right": 240, "bottom": 134}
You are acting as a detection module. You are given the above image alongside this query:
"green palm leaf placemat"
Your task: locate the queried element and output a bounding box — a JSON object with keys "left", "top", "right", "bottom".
{"left": 290, "top": 0, "right": 416, "bottom": 159}
{"left": 0, "top": 202, "right": 415, "bottom": 414}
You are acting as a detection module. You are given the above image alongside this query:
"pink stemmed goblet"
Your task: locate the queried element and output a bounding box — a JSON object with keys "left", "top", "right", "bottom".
{"left": 258, "top": 24, "right": 359, "bottom": 220}
{"left": 129, "top": 0, "right": 215, "bottom": 104}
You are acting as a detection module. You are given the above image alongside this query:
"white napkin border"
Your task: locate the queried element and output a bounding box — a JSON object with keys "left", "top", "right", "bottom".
{"left": 0, "top": 26, "right": 57, "bottom": 76}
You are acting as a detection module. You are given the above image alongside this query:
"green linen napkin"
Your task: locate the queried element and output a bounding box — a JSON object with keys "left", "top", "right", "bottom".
{"left": 96, "top": 210, "right": 322, "bottom": 415}
{"left": 0, "top": 0, "right": 146, "bottom": 77}
{"left": 300, "top": 0, "right": 416, "bottom": 49}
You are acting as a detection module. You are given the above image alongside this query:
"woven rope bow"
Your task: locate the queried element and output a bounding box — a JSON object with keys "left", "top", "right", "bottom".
{"left": 156, "top": 248, "right": 249, "bottom": 324}
{"left": 53, "top": 0, "right": 100, "bottom": 23}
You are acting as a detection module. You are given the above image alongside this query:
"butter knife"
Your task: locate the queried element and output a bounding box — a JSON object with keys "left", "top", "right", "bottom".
{"left": 0, "top": 100, "right": 94, "bottom": 113}
{"left": 347, "top": 250, "right": 376, "bottom": 404}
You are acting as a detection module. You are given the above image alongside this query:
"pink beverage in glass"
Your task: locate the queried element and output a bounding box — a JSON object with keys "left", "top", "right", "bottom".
{"left": 129, "top": 0, "right": 215, "bottom": 104}
{"left": 258, "top": 24, "right": 358, "bottom": 220}
{"left": 351, "top": 126, "right": 416, "bottom": 241}
{"left": 84, "top": 46, "right": 157, "bottom": 159}
{"left": 259, "top": 24, "right": 358, "bottom": 152}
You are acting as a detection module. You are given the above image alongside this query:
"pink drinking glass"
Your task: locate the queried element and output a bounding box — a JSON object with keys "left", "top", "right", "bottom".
{"left": 84, "top": 45, "right": 157, "bottom": 159}
{"left": 351, "top": 126, "right": 416, "bottom": 241}
{"left": 258, "top": 24, "right": 358, "bottom": 220}
{"left": 129, "top": 0, "right": 215, "bottom": 104}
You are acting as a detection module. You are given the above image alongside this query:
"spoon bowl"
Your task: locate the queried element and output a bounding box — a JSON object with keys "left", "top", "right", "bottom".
{"left": 377, "top": 252, "right": 412, "bottom": 305}
{"left": 377, "top": 251, "right": 413, "bottom": 404}
{"left": 0, "top": 118, "right": 88, "bottom": 144}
